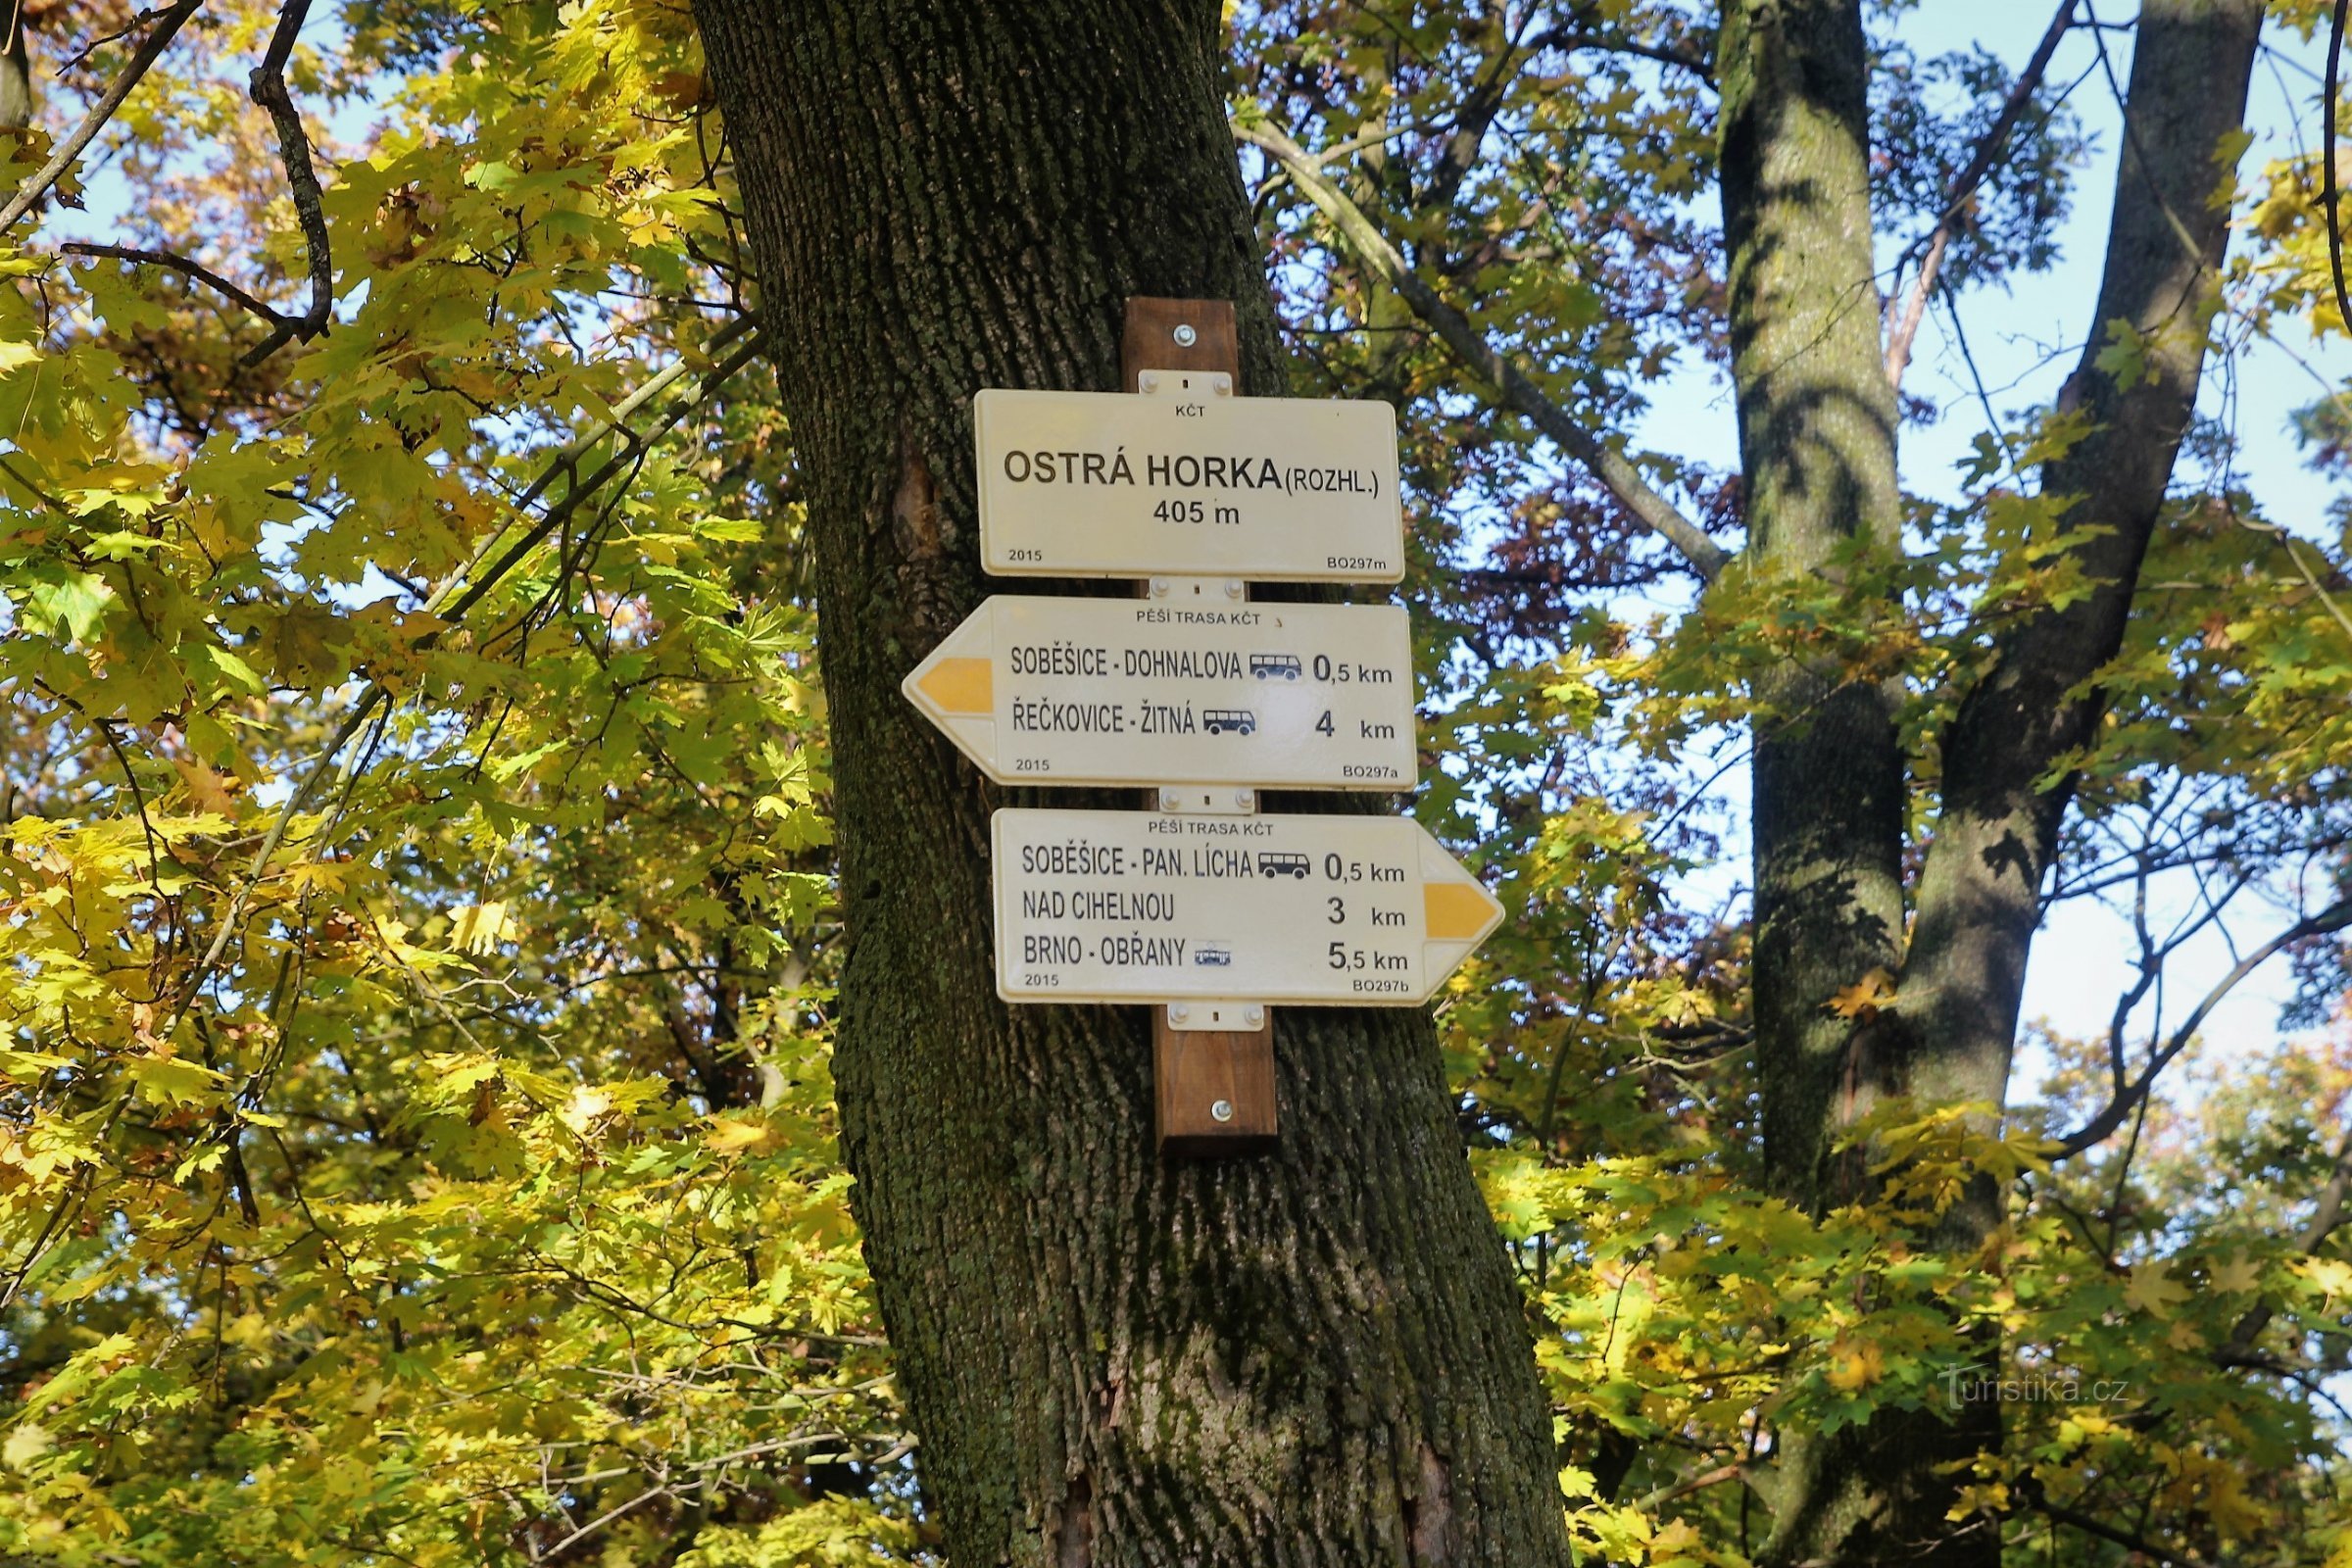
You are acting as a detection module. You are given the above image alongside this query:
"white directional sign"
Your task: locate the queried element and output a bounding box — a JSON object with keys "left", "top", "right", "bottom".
{"left": 974, "top": 379, "right": 1403, "bottom": 581}
{"left": 992, "top": 808, "right": 1503, "bottom": 1005}
{"left": 902, "top": 597, "right": 1416, "bottom": 789}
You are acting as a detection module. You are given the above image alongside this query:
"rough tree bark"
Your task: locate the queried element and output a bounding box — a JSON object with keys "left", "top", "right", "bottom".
{"left": 689, "top": 3, "right": 1573, "bottom": 1562}
{"left": 1720, "top": 5, "right": 2265, "bottom": 1567}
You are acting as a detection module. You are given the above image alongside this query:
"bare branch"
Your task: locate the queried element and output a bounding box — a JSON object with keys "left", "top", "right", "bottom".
{"left": 0, "top": 0, "right": 205, "bottom": 232}
{"left": 1884, "top": 0, "right": 2076, "bottom": 390}
{"left": 239, "top": 0, "right": 330, "bottom": 365}
{"left": 60, "top": 241, "right": 288, "bottom": 326}
{"left": 1235, "top": 119, "right": 1732, "bottom": 581}
{"left": 2054, "top": 897, "right": 2352, "bottom": 1157}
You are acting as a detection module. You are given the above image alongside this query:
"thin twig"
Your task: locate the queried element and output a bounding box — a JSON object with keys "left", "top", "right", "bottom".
{"left": 2054, "top": 897, "right": 2352, "bottom": 1156}
{"left": 0, "top": 0, "right": 205, "bottom": 232}
{"left": 1234, "top": 117, "right": 1731, "bottom": 581}
{"left": 1885, "top": 0, "right": 2076, "bottom": 390}
{"left": 59, "top": 241, "right": 288, "bottom": 326}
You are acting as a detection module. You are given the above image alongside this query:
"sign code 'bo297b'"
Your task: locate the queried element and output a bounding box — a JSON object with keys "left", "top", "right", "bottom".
{"left": 973, "top": 381, "right": 1402, "bottom": 581}
{"left": 993, "top": 808, "right": 1503, "bottom": 1006}
{"left": 901, "top": 597, "right": 1417, "bottom": 789}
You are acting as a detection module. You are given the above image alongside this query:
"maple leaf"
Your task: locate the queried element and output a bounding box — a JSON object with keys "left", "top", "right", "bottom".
{"left": 2209, "top": 1253, "right": 2262, "bottom": 1296}
{"left": 1827, "top": 968, "right": 1899, "bottom": 1021}
{"left": 2125, "top": 1262, "right": 2190, "bottom": 1316}
{"left": 170, "top": 757, "right": 241, "bottom": 815}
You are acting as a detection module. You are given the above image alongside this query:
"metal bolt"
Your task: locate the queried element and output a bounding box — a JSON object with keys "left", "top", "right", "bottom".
{"left": 1234, "top": 789, "right": 1253, "bottom": 808}
{"left": 1209, "top": 1099, "right": 1234, "bottom": 1123}
{"left": 1170, "top": 1004, "right": 1191, "bottom": 1024}
{"left": 1244, "top": 1005, "right": 1265, "bottom": 1028}
{"left": 1159, "top": 788, "right": 1179, "bottom": 810}
{"left": 1150, "top": 576, "right": 1169, "bottom": 597}
{"left": 1139, "top": 371, "right": 1157, "bottom": 392}
{"left": 1173, "top": 323, "right": 1198, "bottom": 347}
{"left": 1224, "top": 580, "right": 1243, "bottom": 599}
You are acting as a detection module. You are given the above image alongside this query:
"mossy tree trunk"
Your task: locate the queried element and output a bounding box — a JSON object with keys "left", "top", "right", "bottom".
{"left": 689, "top": 3, "right": 1574, "bottom": 1562}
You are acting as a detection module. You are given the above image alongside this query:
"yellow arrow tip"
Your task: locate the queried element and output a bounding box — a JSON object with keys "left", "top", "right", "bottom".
{"left": 914, "top": 658, "right": 992, "bottom": 715}
{"left": 1424, "top": 881, "right": 1501, "bottom": 941}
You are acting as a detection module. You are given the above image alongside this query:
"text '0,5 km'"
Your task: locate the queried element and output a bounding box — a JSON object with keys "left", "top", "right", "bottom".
{"left": 993, "top": 809, "right": 1503, "bottom": 1007}
{"left": 900, "top": 597, "right": 1417, "bottom": 789}
{"left": 973, "top": 377, "right": 1402, "bottom": 581}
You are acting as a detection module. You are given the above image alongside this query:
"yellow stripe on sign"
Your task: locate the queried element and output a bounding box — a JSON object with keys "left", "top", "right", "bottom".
{"left": 916, "top": 658, "right": 993, "bottom": 715}
{"left": 1423, "top": 883, "right": 1497, "bottom": 940}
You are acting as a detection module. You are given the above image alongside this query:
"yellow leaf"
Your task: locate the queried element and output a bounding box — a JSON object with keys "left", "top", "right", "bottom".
{"left": 2210, "top": 1253, "right": 2262, "bottom": 1295}
{"left": 3, "top": 1423, "right": 50, "bottom": 1471}
{"left": 170, "top": 756, "right": 241, "bottom": 815}
{"left": 2297, "top": 1256, "right": 2352, "bottom": 1300}
{"left": 705, "top": 1115, "right": 772, "bottom": 1155}
{"left": 449, "top": 902, "right": 516, "bottom": 956}
{"left": 1826, "top": 968, "right": 1898, "bottom": 1020}
{"left": 1827, "top": 1336, "right": 1885, "bottom": 1392}
{"left": 2124, "top": 1261, "right": 2189, "bottom": 1316}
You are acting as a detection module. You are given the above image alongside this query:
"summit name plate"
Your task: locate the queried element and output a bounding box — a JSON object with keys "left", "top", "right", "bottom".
{"left": 973, "top": 378, "right": 1403, "bottom": 581}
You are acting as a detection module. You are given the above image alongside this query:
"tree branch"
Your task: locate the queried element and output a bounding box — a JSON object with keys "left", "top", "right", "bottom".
{"left": 2321, "top": 0, "right": 2350, "bottom": 335}
{"left": 239, "top": 0, "right": 330, "bottom": 365}
{"left": 1885, "top": 0, "right": 2076, "bottom": 390}
{"left": 0, "top": 0, "right": 205, "bottom": 232}
{"left": 2054, "top": 897, "right": 2352, "bottom": 1157}
{"left": 59, "top": 241, "right": 289, "bottom": 326}
{"left": 2031, "top": 1493, "right": 2223, "bottom": 1568}
{"left": 1235, "top": 119, "right": 1731, "bottom": 581}
{"left": 2218, "top": 1120, "right": 2352, "bottom": 1360}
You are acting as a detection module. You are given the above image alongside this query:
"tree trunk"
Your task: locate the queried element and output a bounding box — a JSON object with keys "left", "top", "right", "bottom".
{"left": 1901, "top": 0, "right": 2263, "bottom": 1120}
{"left": 1720, "top": 4, "right": 2266, "bottom": 1566}
{"left": 688, "top": 4, "right": 1573, "bottom": 1562}
{"left": 1716, "top": 5, "right": 1986, "bottom": 1565}
{"left": 1717, "top": 0, "right": 1910, "bottom": 1217}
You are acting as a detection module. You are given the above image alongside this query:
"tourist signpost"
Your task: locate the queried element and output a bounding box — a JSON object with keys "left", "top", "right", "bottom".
{"left": 903, "top": 298, "right": 1504, "bottom": 1154}
{"left": 901, "top": 596, "right": 1417, "bottom": 789}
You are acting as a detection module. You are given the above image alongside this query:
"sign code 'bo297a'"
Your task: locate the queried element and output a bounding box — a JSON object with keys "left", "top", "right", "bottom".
{"left": 901, "top": 597, "right": 1417, "bottom": 789}
{"left": 973, "top": 380, "right": 1402, "bottom": 581}
{"left": 993, "top": 809, "right": 1503, "bottom": 1006}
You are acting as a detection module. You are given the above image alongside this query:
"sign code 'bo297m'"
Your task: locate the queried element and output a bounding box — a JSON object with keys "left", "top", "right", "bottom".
{"left": 973, "top": 380, "right": 1403, "bottom": 581}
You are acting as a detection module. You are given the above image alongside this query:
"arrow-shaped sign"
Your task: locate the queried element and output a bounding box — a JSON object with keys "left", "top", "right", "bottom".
{"left": 903, "top": 597, "right": 1417, "bottom": 790}
{"left": 991, "top": 808, "right": 1503, "bottom": 1005}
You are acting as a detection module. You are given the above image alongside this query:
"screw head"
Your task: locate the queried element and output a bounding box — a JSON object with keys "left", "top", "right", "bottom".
{"left": 1150, "top": 576, "right": 1169, "bottom": 596}
{"left": 1159, "top": 788, "right": 1179, "bottom": 810}
{"left": 1170, "top": 1004, "right": 1190, "bottom": 1024}
{"left": 1244, "top": 1005, "right": 1265, "bottom": 1028}
{"left": 1173, "top": 323, "right": 1199, "bottom": 347}
{"left": 1224, "top": 580, "right": 1242, "bottom": 599}
{"left": 1209, "top": 1099, "right": 1234, "bottom": 1123}
{"left": 1234, "top": 788, "right": 1252, "bottom": 808}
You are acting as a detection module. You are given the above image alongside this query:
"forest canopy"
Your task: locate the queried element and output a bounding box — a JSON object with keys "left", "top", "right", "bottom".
{"left": 0, "top": 0, "right": 2348, "bottom": 1564}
